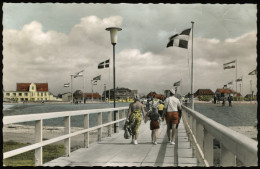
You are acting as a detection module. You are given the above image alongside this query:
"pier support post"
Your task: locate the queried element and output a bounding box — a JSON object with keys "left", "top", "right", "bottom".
{"left": 108, "top": 111, "right": 112, "bottom": 136}
{"left": 64, "top": 116, "right": 71, "bottom": 157}
{"left": 220, "top": 143, "right": 236, "bottom": 166}
{"left": 98, "top": 112, "right": 102, "bottom": 141}
{"left": 204, "top": 129, "right": 214, "bottom": 166}
{"left": 35, "top": 120, "right": 43, "bottom": 166}
{"left": 84, "top": 114, "right": 89, "bottom": 148}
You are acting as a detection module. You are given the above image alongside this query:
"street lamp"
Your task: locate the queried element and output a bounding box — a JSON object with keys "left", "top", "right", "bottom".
{"left": 91, "top": 80, "right": 97, "bottom": 102}
{"left": 106, "top": 27, "right": 122, "bottom": 108}
{"left": 106, "top": 27, "right": 122, "bottom": 134}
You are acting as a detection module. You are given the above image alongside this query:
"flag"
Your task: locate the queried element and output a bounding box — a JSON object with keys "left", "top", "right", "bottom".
{"left": 248, "top": 69, "right": 257, "bottom": 75}
{"left": 223, "top": 60, "right": 236, "bottom": 70}
{"left": 93, "top": 75, "right": 101, "bottom": 81}
{"left": 74, "top": 70, "right": 84, "bottom": 78}
{"left": 173, "top": 81, "right": 181, "bottom": 86}
{"left": 228, "top": 81, "right": 233, "bottom": 85}
{"left": 98, "top": 59, "right": 110, "bottom": 69}
{"left": 223, "top": 84, "right": 227, "bottom": 88}
{"left": 236, "top": 77, "right": 242, "bottom": 82}
{"left": 167, "top": 28, "right": 191, "bottom": 49}
{"left": 64, "top": 83, "right": 70, "bottom": 87}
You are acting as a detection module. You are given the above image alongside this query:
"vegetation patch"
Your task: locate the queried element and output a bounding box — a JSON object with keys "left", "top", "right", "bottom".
{"left": 3, "top": 141, "right": 65, "bottom": 166}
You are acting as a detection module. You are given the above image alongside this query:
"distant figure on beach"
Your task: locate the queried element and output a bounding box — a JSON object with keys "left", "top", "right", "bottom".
{"left": 145, "top": 99, "right": 160, "bottom": 145}
{"left": 162, "top": 89, "right": 182, "bottom": 145}
{"left": 214, "top": 96, "right": 216, "bottom": 104}
{"left": 222, "top": 97, "right": 226, "bottom": 106}
{"left": 127, "top": 96, "right": 147, "bottom": 145}
{"left": 228, "top": 95, "right": 232, "bottom": 107}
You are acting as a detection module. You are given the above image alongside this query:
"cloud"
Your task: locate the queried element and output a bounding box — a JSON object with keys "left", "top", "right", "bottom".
{"left": 3, "top": 15, "right": 257, "bottom": 97}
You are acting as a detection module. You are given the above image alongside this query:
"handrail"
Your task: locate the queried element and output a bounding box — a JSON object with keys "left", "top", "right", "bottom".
{"left": 3, "top": 106, "right": 129, "bottom": 166}
{"left": 3, "top": 107, "right": 128, "bottom": 124}
{"left": 182, "top": 105, "right": 257, "bottom": 166}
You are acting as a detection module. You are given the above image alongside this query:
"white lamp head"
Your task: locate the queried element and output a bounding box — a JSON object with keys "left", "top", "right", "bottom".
{"left": 106, "top": 27, "right": 122, "bottom": 45}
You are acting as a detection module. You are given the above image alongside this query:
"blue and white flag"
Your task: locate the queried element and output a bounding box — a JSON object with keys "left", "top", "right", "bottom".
{"left": 236, "top": 77, "right": 243, "bottom": 82}
{"left": 173, "top": 81, "right": 181, "bottom": 86}
{"left": 93, "top": 75, "right": 101, "bottom": 81}
{"left": 167, "top": 28, "right": 191, "bottom": 49}
{"left": 74, "top": 70, "right": 84, "bottom": 78}
{"left": 248, "top": 69, "right": 256, "bottom": 75}
{"left": 98, "top": 59, "right": 110, "bottom": 69}
{"left": 64, "top": 83, "right": 70, "bottom": 87}
{"left": 223, "top": 60, "right": 236, "bottom": 70}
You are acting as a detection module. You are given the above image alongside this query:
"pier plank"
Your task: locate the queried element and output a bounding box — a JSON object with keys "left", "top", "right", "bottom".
{"left": 43, "top": 119, "right": 198, "bottom": 166}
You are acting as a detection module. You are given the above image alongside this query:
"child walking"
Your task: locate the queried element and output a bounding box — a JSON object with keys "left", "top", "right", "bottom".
{"left": 145, "top": 99, "right": 160, "bottom": 145}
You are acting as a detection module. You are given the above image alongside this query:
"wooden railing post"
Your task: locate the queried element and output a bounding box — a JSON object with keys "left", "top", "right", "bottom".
{"left": 108, "top": 111, "right": 112, "bottom": 137}
{"left": 220, "top": 143, "right": 236, "bottom": 166}
{"left": 204, "top": 129, "right": 214, "bottom": 166}
{"left": 116, "top": 110, "right": 119, "bottom": 133}
{"left": 35, "top": 120, "right": 43, "bottom": 166}
{"left": 84, "top": 114, "right": 89, "bottom": 148}
{"left": 64, "top": 116, "right": 71, "bottom": 157}
{"left": 98, "top": 112, "right": 102, "bottom": 141}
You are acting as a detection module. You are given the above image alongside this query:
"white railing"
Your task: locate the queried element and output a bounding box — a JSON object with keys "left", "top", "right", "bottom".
{"left": 3, "top": 106, "right": 128, "bottom": 166}
{"left": 182, "top": 105, "right": 257, "bottom": 166}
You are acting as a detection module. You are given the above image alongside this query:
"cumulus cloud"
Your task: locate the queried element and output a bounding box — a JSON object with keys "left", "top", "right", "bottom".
{"left": 3, "top": 14, "right": 257, "bottom": 96}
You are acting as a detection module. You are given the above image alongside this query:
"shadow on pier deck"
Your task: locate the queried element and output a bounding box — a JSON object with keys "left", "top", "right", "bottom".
{"left": 43, "top": 119, "right": 198, "bottom": 167}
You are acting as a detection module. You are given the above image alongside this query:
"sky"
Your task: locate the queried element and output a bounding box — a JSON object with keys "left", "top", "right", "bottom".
{"left": 2, "top": 3, "right": 257, "bottom": 97}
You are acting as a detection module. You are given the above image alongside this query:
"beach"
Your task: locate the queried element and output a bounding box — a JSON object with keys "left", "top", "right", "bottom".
{"left": 3, "top": 124, "right": 111, "bottom": 151}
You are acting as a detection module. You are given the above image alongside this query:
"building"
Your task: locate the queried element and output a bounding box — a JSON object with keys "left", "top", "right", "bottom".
{"left": 147, "top": 91, "right": 165, "bottom": 100}
{"left": 194, "top": 89, "right": 214, "bottom": 97}
{"left": 102, "top": 87, "right": 137, "bottom": 101}
{"left": 3, "top": 83, "right": 62, "bottom": 102}
{"left": 215, "top": 88, "right": 241, "bottom": 99}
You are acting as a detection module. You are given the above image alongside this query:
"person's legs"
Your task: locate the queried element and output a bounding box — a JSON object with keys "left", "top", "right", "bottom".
{"left": 151, "top": 130, "right": 154, "bottom": 143}
{"left": 171, "top": 124, "right": 177, "bottom": 144}
{"left": 166, "top": 123, "right": 172, "bottom": 142}
{"left": 154, "top": 129, "right": 159, "bottom": 144}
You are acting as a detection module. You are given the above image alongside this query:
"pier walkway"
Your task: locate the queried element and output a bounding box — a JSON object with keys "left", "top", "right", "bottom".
{"left": 43, "top": 119, "right": 198, "bottom": 166}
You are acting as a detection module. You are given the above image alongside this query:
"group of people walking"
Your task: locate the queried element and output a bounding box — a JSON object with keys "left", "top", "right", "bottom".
{"left": 125, "top": 89, "right": 182, "bottom": 145}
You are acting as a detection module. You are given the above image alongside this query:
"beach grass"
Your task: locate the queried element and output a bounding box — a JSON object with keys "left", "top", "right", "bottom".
{"left": 3, "top": 140, "right": 65, "bottom": 166}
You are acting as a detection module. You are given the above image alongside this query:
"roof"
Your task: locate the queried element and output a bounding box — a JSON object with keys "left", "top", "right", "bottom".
{"left": 17, "top": 83, "right": 48, "bottom": 92}
{"left": 215, "top": 88, "right": 241, "bottom": 96}
{"left": 194, "top": 89, "right": 214, "bottom": 96}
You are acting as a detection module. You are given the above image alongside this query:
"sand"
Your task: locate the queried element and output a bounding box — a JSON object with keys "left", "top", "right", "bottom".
{"left": 3, "top": 124, "right": 112, "bottom": 150}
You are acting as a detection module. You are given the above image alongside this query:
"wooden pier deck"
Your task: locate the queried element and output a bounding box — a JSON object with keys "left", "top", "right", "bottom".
{"left": 43, "top": 119, "right": 198, "bottom": 167}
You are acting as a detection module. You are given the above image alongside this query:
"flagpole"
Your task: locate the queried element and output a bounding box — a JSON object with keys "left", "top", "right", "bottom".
{"left": 109, "top": 59, "right": 111, "bottom": 104}
{"left": 236, "top": 58, "right": 237, "bottom": 98}
{"left": 191, "top": 21, "right": 194, "bottom": 110}
{"left": 70, "top": 75, "right": 73, "bottom": 104}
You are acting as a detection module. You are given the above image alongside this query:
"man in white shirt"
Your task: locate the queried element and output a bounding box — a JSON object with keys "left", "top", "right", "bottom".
{"left": 162, "top": 89, "right": 182, "bottom": 145}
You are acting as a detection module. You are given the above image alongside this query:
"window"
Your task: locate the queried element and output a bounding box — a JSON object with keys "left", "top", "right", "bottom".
{"left": 6, "top": 93, "right": 10, "bottom": 96}
{"left": 41, "top": 93, "right": 43, "bottom": 96}
{"left": 25, "top": 93, "right": 28, "bottom": 96}
{"left": 13, "top": 93, "right": 16, "bottom": 96}
{"left": 19, "top": 93, "right": 22, "bottom": 96}
{"left": 32, "top": 86, "right": 34, "bottom": 90}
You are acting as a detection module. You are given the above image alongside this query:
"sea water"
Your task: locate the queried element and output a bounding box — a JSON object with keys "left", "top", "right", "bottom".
{"left": 3, "top": 102, "right": 257, "bottom": 127}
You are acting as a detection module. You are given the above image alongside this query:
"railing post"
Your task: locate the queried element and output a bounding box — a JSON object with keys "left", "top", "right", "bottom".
{"left": 204, "top": 129, "right": 214, "bottom": 166}
{"left": 220, "top": 143, "right": 236, "bottom": 166}
{"left": 35, "top": 120, "right": 43, "bottom": 166}
{"left": 64, "top": 116, "right": 71, "bottom": 157}
{"left": 196, "top": 123, "right": 204, "bottom": 152}
{"left": 98, "top": 112, "right": 102, "bottom": 141}
{"left": 108, "top": 111, "right": 112, "bottom": 136}
{"left": 84, "top": 114, "right": 89, "bottom": 148}
{"left": 116, "top": 110, "right": 119, "bottom": 133}
{"left": 192, "top": 116, "right": 196, "bottom": 138}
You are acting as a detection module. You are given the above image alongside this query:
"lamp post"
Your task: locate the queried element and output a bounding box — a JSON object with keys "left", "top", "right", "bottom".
{"left": 106, "top": 27, "right": 122, "bottom": 133}
{"left": 106, "top": 27, "right": 122, "bottom": 108}
{"left": 91, "top": 80, "right": 97, "bottom": 102}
